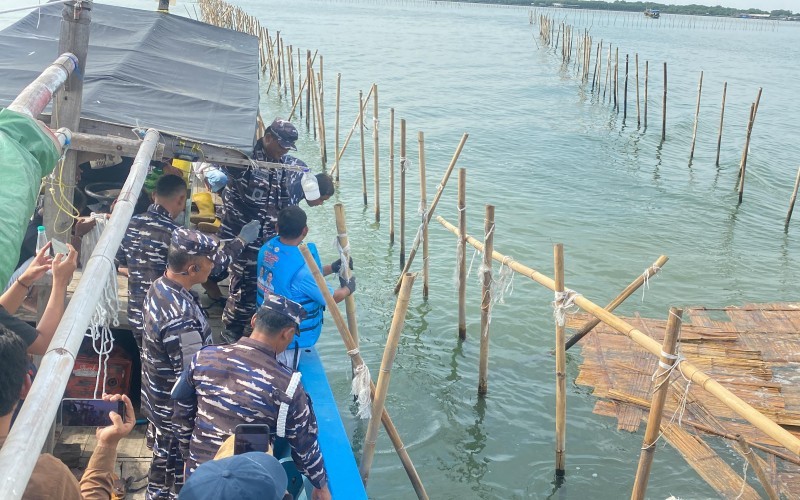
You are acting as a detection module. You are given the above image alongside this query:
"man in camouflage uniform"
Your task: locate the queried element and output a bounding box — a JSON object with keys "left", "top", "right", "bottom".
{"left": 219, "top": 118, "right": 335, "bottom": 343}
{"left": 141, "top": 228, "right": 225, "bottom": 500}
{"left": 172, "top": 293, "right": 332, "bottom": 500}
{"left": 118, "top": 175, "right": 260, "bottom": 350}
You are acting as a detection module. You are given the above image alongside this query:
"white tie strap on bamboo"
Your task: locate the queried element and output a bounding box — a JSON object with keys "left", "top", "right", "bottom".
{"left": 552, "top": 289, "right": 580, "bottom": 327}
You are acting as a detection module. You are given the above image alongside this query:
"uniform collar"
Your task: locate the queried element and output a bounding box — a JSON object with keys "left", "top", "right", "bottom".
{"left": 238, "top": 337, "right": 279, "bottom": 359}
{"left": 148, "top": 203, "right": 173, "bottom": 221}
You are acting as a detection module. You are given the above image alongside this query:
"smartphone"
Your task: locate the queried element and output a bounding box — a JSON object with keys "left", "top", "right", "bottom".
{"left": 60, "top": 398, "right": 124, "bottom": 427}
{"left": 233, "top": 424, "right": 271, "bottom": 455}
{"left": 50, "top": 239, "right": 69, "bottom": 258}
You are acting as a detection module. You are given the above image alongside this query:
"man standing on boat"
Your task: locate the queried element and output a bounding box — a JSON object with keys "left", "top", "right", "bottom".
{"left": 256, "top": 205, "right": 356, "bottom": 369}
{"left": 172, "top": 293, "right": 332, "bottom": 499}
{"left": 141, "top": 228, "right": 223, "bottom": 500}
{"left": 218, "top": 118, "right": 335, "bottom": 344}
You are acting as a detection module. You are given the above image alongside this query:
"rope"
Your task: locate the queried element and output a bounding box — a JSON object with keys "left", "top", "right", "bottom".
{"left": 333, "top": 234, "right": 352, "bottom": 281}
{"left": 351, "top": 362, "right": 372, "bottom": 420}
{"left": 400, "top": 157, "right": 412, "bottom": 173}
{"left": 372, "top": 118, "right": 379, "bottom": 140}
{"left": 734, "top": 455, "right": 749, "bottom": 500}
{"left": 641, "top": 264, "right": 662, "bottom": 302}
{"left": 552, "top": 289, "right": 581, "bottom": 327}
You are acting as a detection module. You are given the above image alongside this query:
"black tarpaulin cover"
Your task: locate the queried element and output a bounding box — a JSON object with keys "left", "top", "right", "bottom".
{"left": 0, "top": 2, "right": 260, "bottom": 154}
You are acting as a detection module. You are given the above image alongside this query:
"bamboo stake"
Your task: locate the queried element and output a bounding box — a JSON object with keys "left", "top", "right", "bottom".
{"left": 603, "top": 44, "right": 611, "bottom": 100}
{"left": 400, "top": 119, "right": 407, "bottom": 269}
{"left": 630, "top": 308, "right": 683, "bottom": 500}
{"left": 614, "top": 48, "right": 619, "bottom": 109}
{"left": 298, "top": 244, "right": 429, "bottom": 500}
{"left": 565, "top": 255, "right": 669, "bottom": 351}
{"left": 715, "top": 82, "right": 727, "bottom": 167}
{"left": 310, "top": 70, "right": 322, "bottom": 155}
{"left": 419, "top": 131, "right": 429, "bottom": 299}
{"left": 477, "top": 205, "right": 495, "bottom": 396}
{"left": 393, "top": 134, "right": 469, "bottom": 294}
{"left": 287, "top": 45, "right": 296, "bottom": 107}
{"left": 436, "top": 216, "right": 800, "bottom": 455}
{"left": 734, "top": 435, "right": 780, "bottom": 500}
{"left": 305, "top": 50, "right": 312, "bottom": 129}
{"left": 785, "top": 167, "right": 800, "bottom": 229}
{"left": 373, "top": 85, "right": 380, "bottom": 223}
{"left": 644, "top": 61, "right": 649, "bottom": 128}
{"left": 275, "top": 32, "right": 282, "bottom": 96}
{"left": 334, "top": 204, "right": 359, "bottom": 354}
{"left": 738, "top": 88, "right": 763, "bottom": 203}
{"left": 389, "top": 108, "right": 396, "bottom": 244}
{"left": 592, "top": 40, "right": 601, "bottom": 92}
{"left": 457, "top": 168, "right": 467, "bottom": 340}
{"left": 318, "top": 57, "right": 327, "bottom": 167}
{"left": 623, "top": 54, "right": 629, "bottom": 121}
{"left": 554, "top": 243, "right": 566, "bottom": 477}
{"left": 661, "top": 62, "right": 667, "bottom": 141}
{"left": 334, "top": 73, "right": 341, "bottom": 182}
{"left": 688, "top": 71, "right": 703, "bottom": 164}
{"left": 359, "top": 90, "right": 367, "bottom": 205}
{"left": 635, "top": 53, "right": 640, "bottom": 127}
{"left": 359, "top": 272, "right": 417, "bottom": 484}
{"left": 297, "top": 47, "right": 303, "bottom": 119}
{"left": 329, "top": 85, "right": 375, "bottom": 178}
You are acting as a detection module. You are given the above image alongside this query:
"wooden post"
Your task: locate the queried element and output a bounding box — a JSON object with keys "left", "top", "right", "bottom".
{"left": 715, "top": 82, "right": 727, "bottom": 167}
{"left": 287, "top": 45, "right": 296, "bottom": 107}
{"left": 389, "top": 108, "right": 396, "bottom": 244}
{"left": 785, "top": 167, "right": 800, "bottom": 229}
{"left": 373, "top": 85, "right": 380, "bottom": 222}
{"left": 565, "top": 255, "right": 669, "bottom": 351}
{"left": 359, "top": 272, "right": 417, "bottom": 484}
{"left": 310, "top": 70, "right": 323, "bottom": 159}
{"left": 688, "top": 71, "right": 704, "bottom": 164}
{"left": 359, "top": 90, "right": 367, "bottom": 205}
{"left": 419, "top": 132, "right": 429, "bottom": 299}
{"left": 334, "top": 204, "right": 359, "bottom": 353}
{"left": 630, "top": 307, "right": 683, "bottom": 500}
{"left": 738, "top": 88, "right": 763, "bottom": 203}
{"left": 635, "top": 53, "right": 640, "bottom": 127}
{"left": 334, "top": 73, "right": 341, "bottom": 182}
{"left": 592, "top": 40, "right": 601, "bottom": 92}
{"left": 45, "top": 0, "right": 92, "bottom": 238}
{"left": 554, "top": 243, "right": 567, "bottom": 477}
{"left": 603, "top": 44, "right": 611, "bottom": 100}
{"left": 457, "top": 168, "right": 467, "bottom": 340}
{"left": 318, "top": 56, "right": 327, "bottom": 166}
{"left": 400, "top": 119, "right": 407, "bottom": 269}
{"left": 613, "top": 47, "right": 619, "bottom": 110}
{"left": 644, "top": 61, "right": 649, "bottom": 128}
{"left": 157, "top": 0, "right": 170, "bottom": 11}
{"left": 297, "top": 47, "right": 303, "bottom": 119}
{"left": 623, "top": 54, "right": 629, "bottom": 121}
{"left": 734, "top": 435, "right": 780, "bottom": 500}
{"left": 305, "top": 50, "right": 312, "bottom": 129}
{"left": 275, "top": 32, "right": 282, "bottom": 96}
{"left": 477, "top": 205, "right": 495, "bottom": 396}
{"left": 661, "top": 62, "right": 668, "bottom": 141}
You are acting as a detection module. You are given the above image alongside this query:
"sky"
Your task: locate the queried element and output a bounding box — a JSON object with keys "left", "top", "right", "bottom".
{"left": 667, "top": 0, "right": 798, "bottom": 11}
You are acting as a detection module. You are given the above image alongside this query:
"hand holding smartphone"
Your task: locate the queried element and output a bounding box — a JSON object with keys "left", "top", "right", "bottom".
{"left": 60, "top": 398, "right": 125, "bottom": 427}
{"left": 233, "top": 424, "right": 271, "bottom": 455}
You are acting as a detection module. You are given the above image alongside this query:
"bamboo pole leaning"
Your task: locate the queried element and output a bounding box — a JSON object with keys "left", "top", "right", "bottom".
{"left": 393, "top": 133, "right": 469, "bottom": 294}
{"left": 298, "top": 244, "right": 429, "bottom": 500}
{"left": 716, "top": 82, "right": 727, "bottom": 167}
{"left": 478, "top": 205, "right": 495, "bottom": 396}
{"left": 359, "top": 272, "right": 417, "bottom": 484}
{"left": 457, "top": 168, "right": 467, "bottom": 340}
{"left": 359, "top": 90, "right": 367, "bottom": 205}
{"left": 738, "top": 88, "right": 763, "bottom": 204}
{"left": 435, "top": 216, "right": 800, "bottom": 455}
{"left": 286, "top": 50, "right": 319, "bottom": 121}
{"left": 734, "top": 435, "right": 780, "bottom": 500}
{"left": 785, "top": 167, "right": 800, "bottom": 229}
{"left": 630, "top": 308, "right": 682, "bottom": 500}
{"left": 373, "top": 85, "right": 380, "bottom": 222}
{"left": 688, "top": 71, "right": 703, "bottom": 165}
{"left": 554, "top": 243, "right": 567, "bottom": 477}
{"left": 419, "top": 131, "right": 429, "bottom": 299}
{"left": 329, "top": 85, "right": 375, "bottom": 179}
{"left": 334, "top": 204, "right": 359, "bottom": 356}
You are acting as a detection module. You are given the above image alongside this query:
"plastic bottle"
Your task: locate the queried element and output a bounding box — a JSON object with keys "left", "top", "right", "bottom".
{"left": 35, "top": 226, "right": 48, "bottom": 254}
{"left": 301, "top": 167, "right": 320, "bottom": 201}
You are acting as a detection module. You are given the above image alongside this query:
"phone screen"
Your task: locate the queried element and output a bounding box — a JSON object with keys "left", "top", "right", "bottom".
{"left": 60, "top": 399, "right": 124, "bottom": 427}
{"left": 233, "top": 424, "right": 271, "bottom": 455}
{"left": 50, "top": 239, "right": 69, "bottom": 257}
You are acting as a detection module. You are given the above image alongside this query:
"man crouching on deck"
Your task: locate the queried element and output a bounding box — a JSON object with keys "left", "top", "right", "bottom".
{"left": 172, "top": 293, "right": 332, "bottom": 500}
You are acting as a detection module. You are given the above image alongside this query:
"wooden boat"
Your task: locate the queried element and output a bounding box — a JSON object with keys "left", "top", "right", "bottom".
{"left": 644, "top": 9, "right": 661, "bottom": 19}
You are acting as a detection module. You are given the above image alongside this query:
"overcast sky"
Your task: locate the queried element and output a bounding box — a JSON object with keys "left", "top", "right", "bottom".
{"left": 667, "top": 0, "right": 797, "bottom": 11}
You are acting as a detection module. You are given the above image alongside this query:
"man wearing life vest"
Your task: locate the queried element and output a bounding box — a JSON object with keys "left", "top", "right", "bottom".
{"left": 256, "top": 206, "right": 355, "bottom": 368}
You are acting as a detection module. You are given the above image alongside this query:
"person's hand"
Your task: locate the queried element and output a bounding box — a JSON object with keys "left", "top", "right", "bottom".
{"left": 95, "top": 394, "right": 135, "bottom": 447}
{"left": 20, "top": 243, "right": 53, "bottom": 284}
{"left": 51, "top": 243, "right": 78, "bottom": 286}
{"left": 338, "top": 275, "right": 356, "bottom": 295}
{"left": 330, "top": 256, "right": 354, "bottom": 274}
{"left": 311, "top": 484, "right": 332, "bottom": 500}
{"left": 73, "top": 216, "right": 97, "bottom": 238}
{"left": 237, "top": 220, "right": 260, "bottom": 245}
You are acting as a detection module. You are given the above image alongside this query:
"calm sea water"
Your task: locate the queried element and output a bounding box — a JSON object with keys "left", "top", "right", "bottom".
{"left": 4, "top": 1, "right": 800, "bottom": 498}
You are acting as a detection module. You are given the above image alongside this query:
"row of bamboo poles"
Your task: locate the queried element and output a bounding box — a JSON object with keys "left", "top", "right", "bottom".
{"left": 535, "top": 13, "right": 800, "bottom": 229}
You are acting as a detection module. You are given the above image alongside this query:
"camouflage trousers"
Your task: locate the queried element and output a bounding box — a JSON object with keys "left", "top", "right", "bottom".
{"left": 127, "top": 297, "right": 145, "bottom": 350}
{"left": 146, "top": 425, "right": 184, "bottom": 500}
{"left": 221, "top": 247, "right": 258, "bottom": 343}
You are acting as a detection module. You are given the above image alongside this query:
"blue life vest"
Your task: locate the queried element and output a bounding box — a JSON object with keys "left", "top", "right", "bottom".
{"left": 257, "top": 237, "right": 324, "bottom": 347}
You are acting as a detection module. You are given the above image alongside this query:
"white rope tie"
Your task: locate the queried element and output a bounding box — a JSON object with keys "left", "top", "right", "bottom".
{"left": 400, "top": 157, "right": 412, "bottom": 173}
{"left": 372, "top": 118, "right": 379, "bottom": 140}
{"left": 333, "top": 234, "right": 352, "bottom": 281}
{"left": 351, "top": 362, "right": 372, "bottom": 420}
{"left": 552, "top": 289, "right": 581, "bottom": 327}
{"left": 735, "top": 455, "right": 749, "bottom": 500}
{"left": 492, "top": 257, "right": 516, "bottom": 305}
{"left": 641, "top": 265, "right": 662, "bottom": 302}
{"left": 347, "top": 348, "right": 359, "bottom": 357}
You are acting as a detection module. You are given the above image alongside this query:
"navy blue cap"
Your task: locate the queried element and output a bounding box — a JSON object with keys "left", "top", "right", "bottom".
{"left": 171, "top": 228, "right": 220, "bottom": 257}
{"left": 179, "top": 452, "right": 287, "bottom": 500}
{"left": 260, "top": 292, "right": 307, "bottom": 325}
{"left": 267, "top": 118, "right": 298, "bottom": 150}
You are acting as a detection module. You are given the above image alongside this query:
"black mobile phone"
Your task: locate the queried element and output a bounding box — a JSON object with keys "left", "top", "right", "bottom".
{"left": 233, "top": 424, "right": 271, "bottom": 455}
{"left": 60, "top": 398, "right": 124, "bottom": 427}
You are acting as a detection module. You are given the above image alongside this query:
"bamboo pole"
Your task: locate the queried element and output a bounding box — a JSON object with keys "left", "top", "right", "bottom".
{"left": 393, "top": 134, "right": 469, "bottom": 294}
{"left": 334, "top": 204, "right": 359, "bottom": 353}
{"left": 359, "top": 272, "right": 417, "bottom": 484}
{"left": 373, "top": 85, "right": 380, "bottom": 223}
{"left": 635, "top": 53, "right": 640, "bottom": 127}
{"left": 419, "top": 131, "right": 429, "bottom": 299}
{"left": 661, "top": 62, "right": 667, "bottom": 141}
{"left": 603, "top": 44, "right": 611, "bottom": 100}
{"left": 457, "top": 168, "right": 467, "bottom": 340}
{"left": 477, "top": 205, "right": 495, "bottom": 396}
{"left": 334, "top": 73, "right": 341, "bottom": 182}
{"left": 688, "top": 71, "right": 703, "bottom": 164}
{"left": 734, "top": 435, "right": 780, "bottom": 500}
{"left": 644, "top": 61, "right": 649, "bottom": 128}
{"left": 554, "top": 243, "right": 566, "bottom": 477}
{"left": 389, "top": 108, "right": 396, "bottom": 245}
{"left": 623, "top": 54, "right": 629, "bottom": 121}
{"left": 298, "top": 245, "right": 429, "bottom": 500}
{"left": 310, "top": 70, "right": 322, "bottom": 156}
{"left": 275, "top": 32, "right": 282, "bottom": 96}
{"left": 286, "top": 50, "right": 320, "bottom": 121}
{"left": 359, "top": 90, "right": 367, "bottom": 205}
{"left": 613, "top": 47, "right": 619, "bottom": 110}
{"left": 435, "top": 216, "right": 800, "bottom": 455}
{"left": 329, "top": 85, "right": 375, "bottom": 178}
{"left": 318, "top": 56, "right": 327, "bottom": 167}
{"left": 400, "top": 119, "right": 407, "bottom": 269}
{"left": 738, "top": 88, "right": 763, "bottom": 203}
{"left": 565, "top": 255, "right": 668, "bottom": 351}
{"left": 287, "top": 45, "right": 296, "bottom": 107}
{"left": 785, "top": 167, "right": 800, "bottom": 229}
{"left": 592, "top": 40, "right": 601, "bottom": 92}
{"left": 715, "top": 82, "right": 727, "bottom": 167}
{"left": 630, "top": 308, "right": 683, "bottom": 500}
{"left": 305, "top": 49, "right": 312, "bottom": 129}
{"left": 297, "top": 47, "right": 303, "bottom": 119}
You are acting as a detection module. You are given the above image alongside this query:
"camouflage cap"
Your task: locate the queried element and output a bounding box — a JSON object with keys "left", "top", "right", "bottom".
{"left": 267, "top": 118, "right": 298, "bottom": 150}
{"left": 260, "top": 292, "right": 307, "bottom": 325}
{"left": 170, "top": 227, "right": 220, "bottom": 257}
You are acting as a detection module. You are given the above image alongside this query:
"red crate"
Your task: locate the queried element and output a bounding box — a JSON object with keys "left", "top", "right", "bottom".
{"left": 65, "top": 347, "right": 132, "bottom": 399}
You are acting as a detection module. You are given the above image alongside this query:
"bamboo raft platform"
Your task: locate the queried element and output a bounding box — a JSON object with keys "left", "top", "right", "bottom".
{"left": 568, "top": 303, "right": 800, "bottom": 498}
